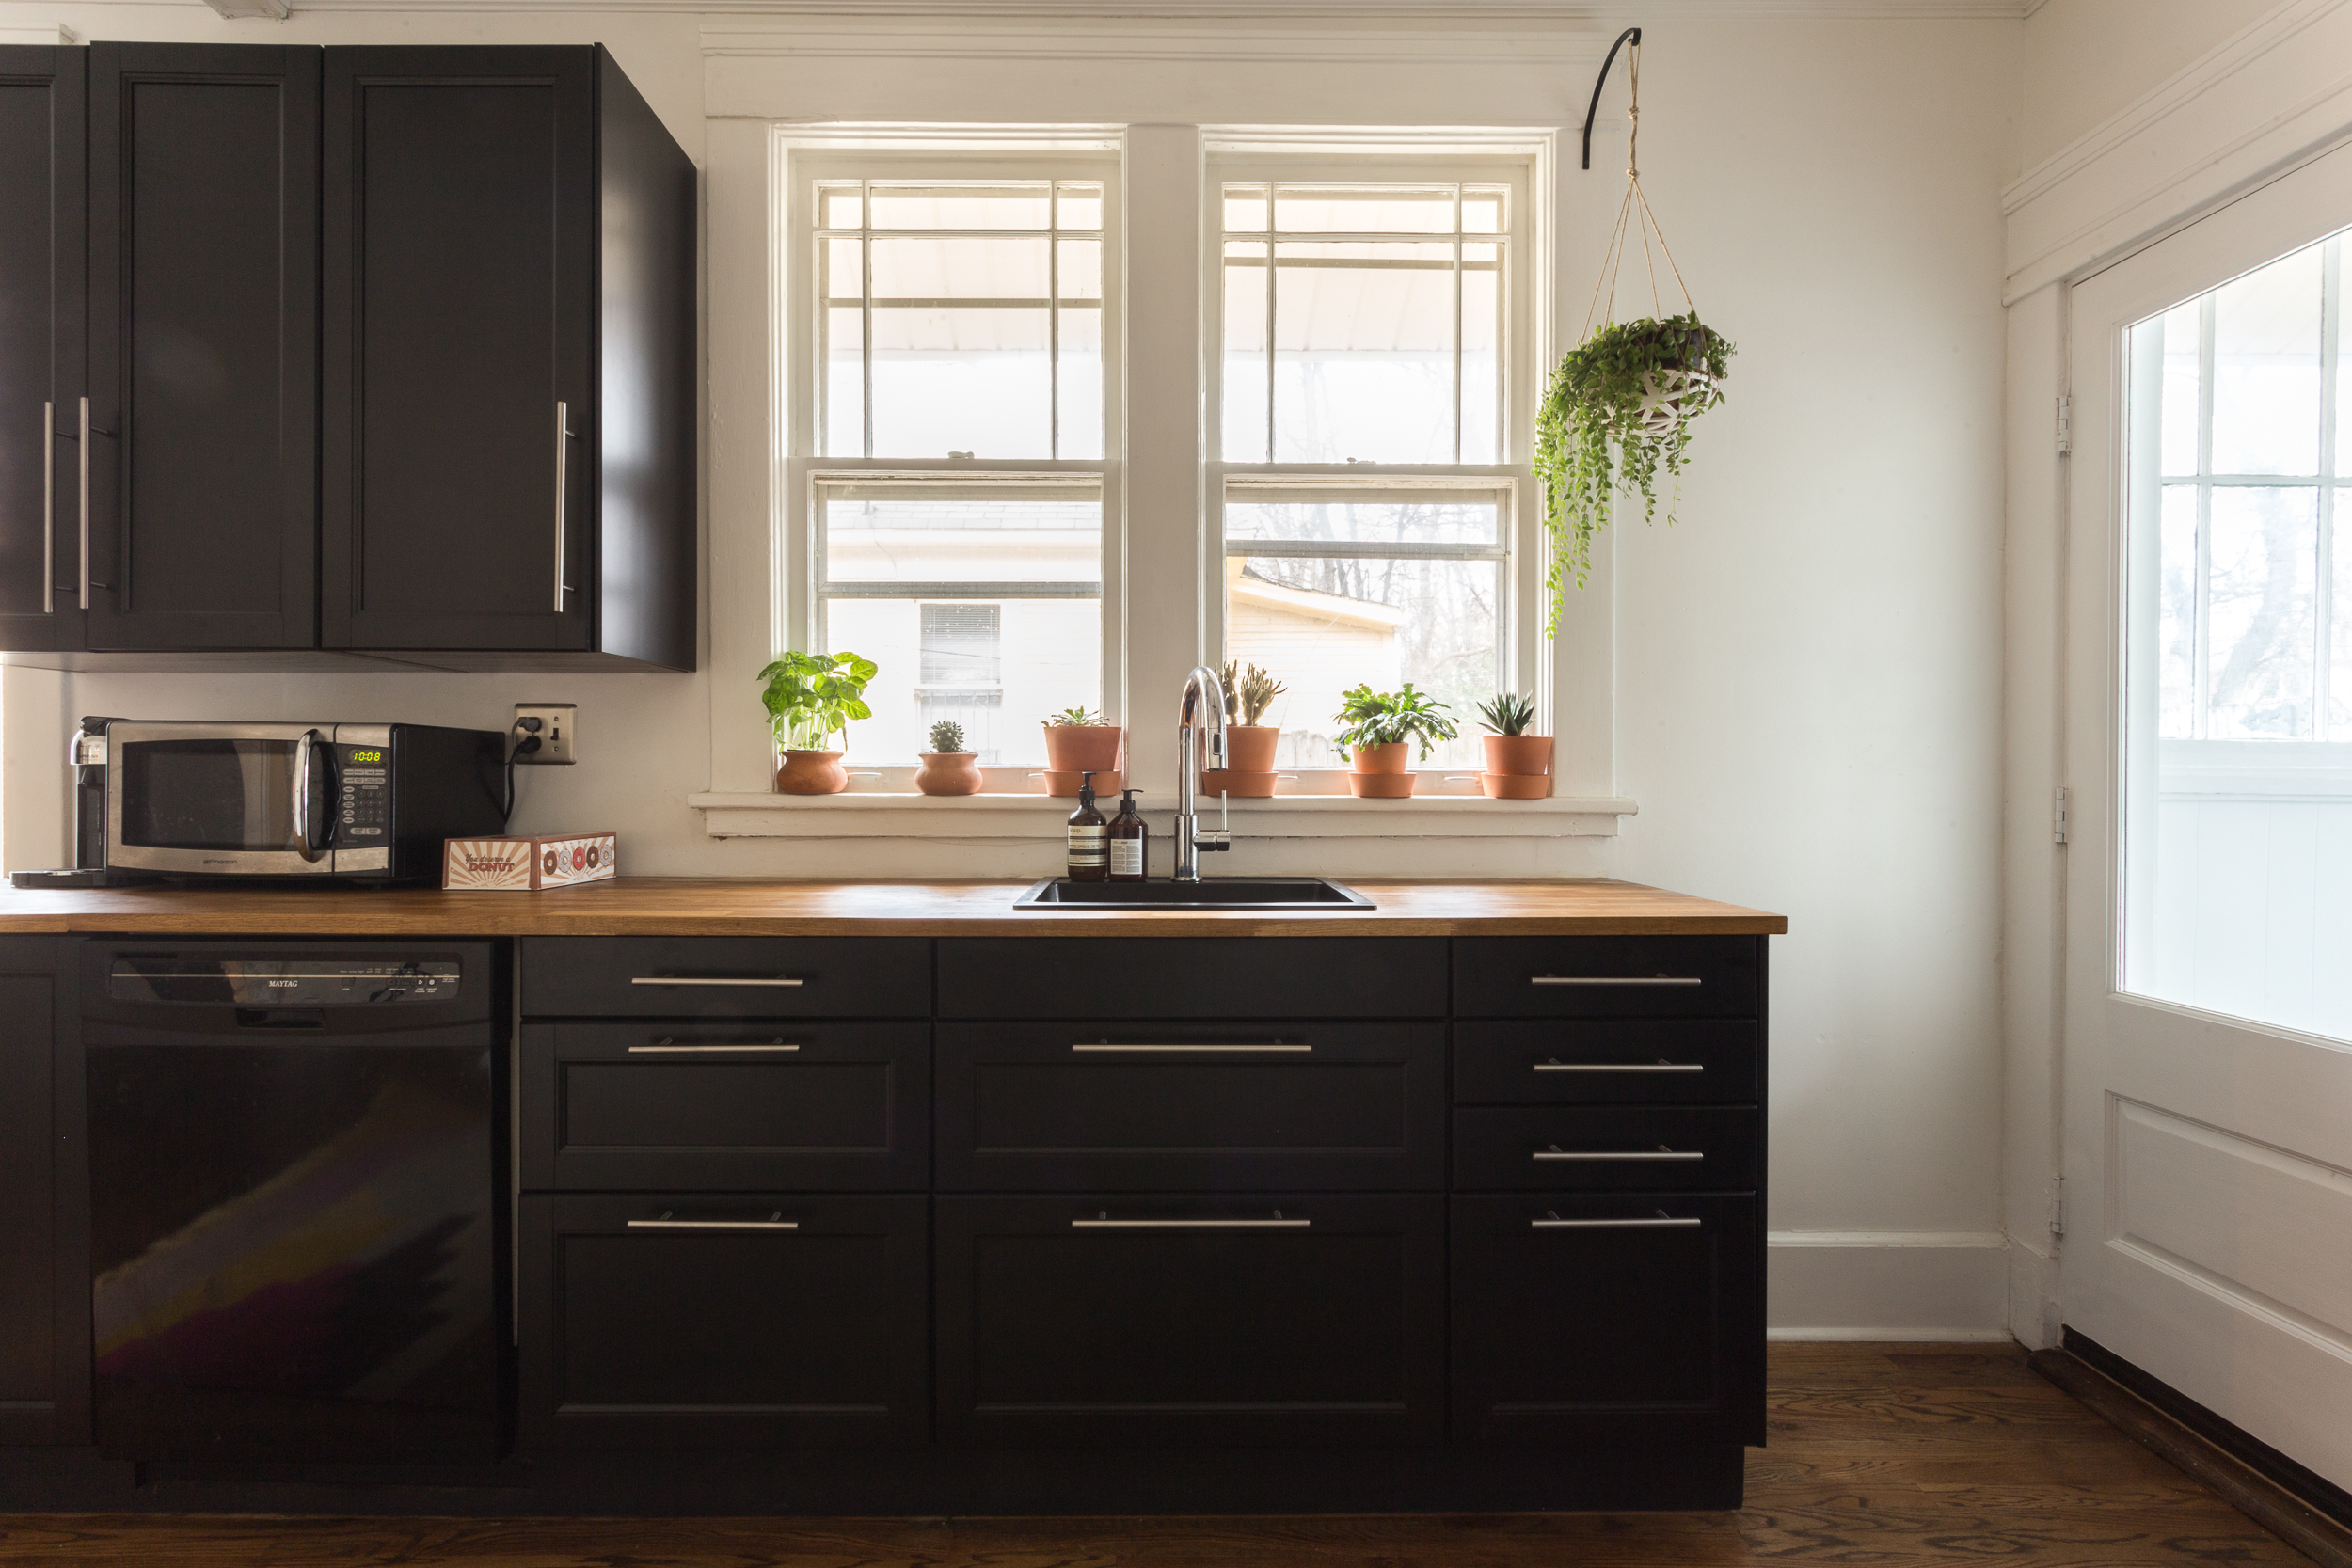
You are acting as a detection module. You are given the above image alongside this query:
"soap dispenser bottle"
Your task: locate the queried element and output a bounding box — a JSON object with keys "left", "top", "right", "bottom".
{"left": 1066, "top": 772, "right": 1108, "bottom": 882}
{"left": 1107, "top": 789, "right": 1148, "bottom": 883}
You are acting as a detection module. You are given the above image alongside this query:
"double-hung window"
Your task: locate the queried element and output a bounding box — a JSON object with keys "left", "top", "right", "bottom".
{"left": 792, "top": 164, "right": 1120, "bottom": 768}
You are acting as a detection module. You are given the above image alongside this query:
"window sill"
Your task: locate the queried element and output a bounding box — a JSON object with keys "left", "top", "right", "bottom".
{"left": 688, "top": 790, "right": 1637, "bottom": 839}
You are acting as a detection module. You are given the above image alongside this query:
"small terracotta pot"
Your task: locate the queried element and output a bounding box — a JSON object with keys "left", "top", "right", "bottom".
{"left": 1201, "top": 769, "right": 1279, "bottom": 799}
{"left": 775, "top": 750, "right": 848, "bottom": 795}
{"left": 1223, "top": 726, "right": 1280, "bottom": 772}
{"left": 1348, "top": 741, "right": 1412, "bottom": 776}
{"left": 915, "top": 752, "right": 983, "bottom": 796}
{"left": 1482, "top": 735, "right": 1553, "bottom": 777}
{"left": 1041, "top": 724, "right": 1123, "bottom": 774}
{"left": 1036, "top": 768, "right": 1122, "bottom": 799}
{"left": 1346, "top": 771, "right": 1417, "bottom": 799}
{"left": 1481, "top": 772, "right": 1549, "bottom": 800}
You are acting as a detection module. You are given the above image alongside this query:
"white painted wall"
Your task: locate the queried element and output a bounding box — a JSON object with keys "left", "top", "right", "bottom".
{"left": 0, "top": 1, "right": 2036, "bottom": 1335}
{"left": 2019, "top": 0, "right": 2280, "bottom": 170}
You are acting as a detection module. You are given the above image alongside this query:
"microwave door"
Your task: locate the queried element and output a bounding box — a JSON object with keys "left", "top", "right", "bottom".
{"left": 106, "top": 723, "right": 337, "bottom": 875}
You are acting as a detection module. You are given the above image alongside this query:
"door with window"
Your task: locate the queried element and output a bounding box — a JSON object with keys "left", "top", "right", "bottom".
{"left": 2063, "top": 144, "right": 2352, "bottom": 1489}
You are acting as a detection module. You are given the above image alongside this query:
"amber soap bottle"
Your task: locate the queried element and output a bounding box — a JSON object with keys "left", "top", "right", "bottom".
{"left": 1107, "top": 789, "right": 1147, "bottom": 882}
{"left": 1066, "top": 772, "right": 1107, "bottom": 882}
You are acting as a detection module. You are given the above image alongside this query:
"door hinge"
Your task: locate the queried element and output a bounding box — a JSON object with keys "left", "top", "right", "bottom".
{"left": 2056, "top": 393, "right": 2072, "bottom": 454}
{"left": 2047, "top": 1176, "right": 2066, "bottom": 1237}
{"left": 2053, "top": 785, "right": 2070, "bottom": 845}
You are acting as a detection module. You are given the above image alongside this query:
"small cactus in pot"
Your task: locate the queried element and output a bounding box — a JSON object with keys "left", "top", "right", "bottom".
{"left": 916, "top": 720, "right": 983, "bottom": 797}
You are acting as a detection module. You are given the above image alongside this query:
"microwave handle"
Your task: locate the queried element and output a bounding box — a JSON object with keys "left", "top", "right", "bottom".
{"left": 293, "top": 729, "right": 326, "bottom": 863}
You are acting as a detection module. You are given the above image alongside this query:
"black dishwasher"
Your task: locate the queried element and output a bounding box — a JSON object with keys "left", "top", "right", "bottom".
{"left": 83, "top": 941, "right": 507, "bottom": 1464}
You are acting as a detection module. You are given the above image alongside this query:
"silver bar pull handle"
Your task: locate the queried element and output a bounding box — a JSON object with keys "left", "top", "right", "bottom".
{"left": 1535, "top": 1059, "right": 1705, "bottom": 1073}
{"left": 628, "top": 1038, "right": 799, "bottom": 1054}
{"left": 1534, "top": 1144, "right": 1704, "bottom": 1162}
{"left": 553, "top": 402, "right": 573, "bottom": 612}
{"left": 627, "top": 1210, "right": 798, "bottom": 1232}
{"left": 1532, "top": 974, "right": 1703, "bottom": 987}
{"left": 77, "top": 396, "right": 89, "bottom": 609}
{"left": 1072, "top": 1042, "right": 1310, "bottom": 1053}
{"left": 292, "top": 729, "right": 324, "bottom": 863}
{"left": 1073, "top": 1217, "right": 1311, "bottom": 1229}
{"left": 40, "top": 401, "right": 54, "bottom": 613}
{"left": 1532, "top": 1209, "right": 1701, "bottom": 1230}
{"left": 629, "top": 975, "right": 804, "bottom": 989}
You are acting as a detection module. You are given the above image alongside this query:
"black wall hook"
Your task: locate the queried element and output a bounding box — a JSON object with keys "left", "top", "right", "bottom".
{"left": 1581, "top": 25, "right": 1642, "bottom": 171}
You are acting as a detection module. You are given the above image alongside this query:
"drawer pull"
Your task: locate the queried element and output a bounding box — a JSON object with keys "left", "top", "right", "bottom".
{"left": 1531, "top": 974, "right": 1703, "bottom": 987}
{"left": 1535, "top": 1058, "right": 1704, "bottom": 1073}
{"left": 1071, "top": 1042, "right": 1310, "bottom": 1053}
{"left": 627, "top": 1210, "right": 798, "bottom": 1232}
{"left": 628, "top": 1038, "right": 800, "bottom": 1053}
{"left": 1073, "top": 1211, "right": 1310, "bottom": 1229}
{"left": 1532, "top": 1209, "right": 1701, "bottom": 1230}
{"left": 629, "top": 975, "right": 803, "bottom": 988}
{"left": 1534, "top": 1143, "right": 1704, "bottom": 1162}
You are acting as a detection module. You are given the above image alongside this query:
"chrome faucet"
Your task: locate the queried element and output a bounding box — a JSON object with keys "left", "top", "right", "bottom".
{"left": 1173, "top": 664, "right": 1231, "bottom": 882}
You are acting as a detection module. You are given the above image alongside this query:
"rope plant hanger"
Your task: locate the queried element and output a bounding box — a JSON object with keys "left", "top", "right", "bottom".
{"left": 1535, "top": 28, "right": 1735, "bottom": 627}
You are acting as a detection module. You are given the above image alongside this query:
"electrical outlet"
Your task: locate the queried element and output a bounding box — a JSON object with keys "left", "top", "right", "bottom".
{"left": 514, "top": 703, "right": 578, "bottom": 765}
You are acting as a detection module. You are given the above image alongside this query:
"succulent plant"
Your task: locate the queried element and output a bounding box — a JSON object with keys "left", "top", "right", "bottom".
{"left": 1043, "top": 706, "right": 1104, "bottom": 728}
{"left": 1219, "top": 661, "right": 1288, "bottom": 727}
{"left": 1476, "top": 692, "right": 1537, "bottom": 737}
{"left": 1333, "top": 683, "right": 1458, "bottom": 762}
{"left": 927, "top": 720, "right": 968, "bottom": 754}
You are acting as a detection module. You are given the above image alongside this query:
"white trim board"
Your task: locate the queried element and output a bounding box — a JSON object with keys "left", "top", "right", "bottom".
{"left": 185, "top": 0, "right": 2034, "bottom": 16}
{"left": 1769, "top": 1230, "right": 2011, "bottom": 1338}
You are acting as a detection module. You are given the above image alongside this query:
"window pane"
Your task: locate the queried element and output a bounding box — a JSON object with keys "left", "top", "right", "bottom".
{"left": 1056, "top": 181, "right": 1103, "bottom": 230}
{"left": 1275, "top": 185, "right": 1455, "bottom": 234}
{"left": 819, "top": 483, "right": 1101, "bottom": 586}
{"left": 1275, "top": 242, "right": 1455, "bottom": 464}
{"left": 825, "top": 597, "right": 1098, "bottom": 768}
{"left": 2158, "top": 301, "right": 2200, "bottom": 475}
{"left": 920, "top": 602, "right": 1002, "bottom": 685}
{"left": 1225, "top": 554, "right": 1494, "bottom": 770}
{"left": 1222, "top": 241, "right": 1270, "bottom": 462}
{"left": 1462, "top": 189, "right": 1503, "bottom": 234}
{"left": 1224, "top": 494, "right": 1499, "bottom": 547}
{"left": 2334, "top": 508, "right": 2352, "bottom": 741}
{"left": 818, "top": 182, "right": 861, "bottom": 229}
{"left": 1225, "top": 183, "right": 1268, "bottom": 234}
{"left": 2204, "top": 485, "right": 2317, "bottom": 739}
{"left": 1463, "top": 241, "right": 1502, "bottom": 464}
{"left": 868, "top": 182, "right": 1050, "bottom": 230}
{"left": 2157, "top": 484, "right": 2196, "bottom": 739}
{"left": 2209, "top": 243, "right": 2321, "bottom": 476}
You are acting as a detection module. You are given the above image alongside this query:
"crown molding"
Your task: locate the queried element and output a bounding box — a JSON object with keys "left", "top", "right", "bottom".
{"left": 703, "top": 18, "right": 1596, "bottom": 64}
{"left": 78, "top": 0, "right": 2028, "bottom": 16}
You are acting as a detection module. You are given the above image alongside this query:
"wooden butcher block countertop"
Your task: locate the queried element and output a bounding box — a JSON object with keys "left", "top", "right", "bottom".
{"left": 0, "top": 878, "right": 1786, "bottom": 938}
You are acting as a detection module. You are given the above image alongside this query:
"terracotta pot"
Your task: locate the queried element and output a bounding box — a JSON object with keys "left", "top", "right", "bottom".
{"left": 1480, "top": 772, "right": 1550, "bottom": 800}
{"left": 1346, "top": 771, "right": 1417, "bottom": 799}
{"left": 1201, "top": 769, "right": 1279, "bottom": 799}
{"left": 1041, "top": 724, "right": 1123, "bottom": 774}
{"left": 1482, "top": 735, "right": 1553, "bottom": 777}
{"left": 1036, "top": 768, "right": 1123, "bottom": 799}
{"left": 1223, "top": 726, "right": 1280, "bottom": 772}
{"left": 915, "top": 752, "right": 983, "bottom": 796}
{"left": 1348, "top": 741, "right": 1412, "bottom": 776}
{"left": 774, "top": 750, "right": 848, "bottom": 795}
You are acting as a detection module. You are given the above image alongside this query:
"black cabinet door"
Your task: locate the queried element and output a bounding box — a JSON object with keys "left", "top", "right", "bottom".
{"left": 0, "top": 47, "right": 84, "bottom": 654}
{"left": 1453, "top": 937, "right": 1760, "bottom": 1019}
{"left": 937, "top": 938, "right": 1448, "bottom": 1020}
{"left": 520, "top": 1193, "right": 930, "bottom": 1449}
{"left": 520, "top": 936, "right": 932, "bottom": 1020}
{"left": 1454, "top": 1020, "right": 1760, "bottom": 1106}
{"left": 1451, "top": 1193, "right": 1763, "bottom": 1448}
{"left": 1453, "top": 1106, "right": 1759, "bottom": 1192}
{"left": 0, "top": 936, "right": 80, "bottom": 1446}
{"left": 936, "top": 1194, "right": 1445, "bottom": 1449}
{"left": 86, "top": 44, "right": 319, "bottom": 651}
{"left": 321, "top": 47, "right": 595, "bottom": 653}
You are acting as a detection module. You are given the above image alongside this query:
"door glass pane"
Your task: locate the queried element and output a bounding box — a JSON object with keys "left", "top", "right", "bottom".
{"left": 2121, "top": 230, "right": 2351, "bottom": 1043}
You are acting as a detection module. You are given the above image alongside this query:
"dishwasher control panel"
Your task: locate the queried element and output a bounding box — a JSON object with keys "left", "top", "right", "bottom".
{"left": 109, "top": 958, "right": 462, "bottom": 1006}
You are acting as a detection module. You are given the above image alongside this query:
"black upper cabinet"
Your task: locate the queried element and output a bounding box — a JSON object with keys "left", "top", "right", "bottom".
{"left": 0, "top": 48, "right": 84, "bottom": 655}
{"left": 86, "top": 44, "right": 320, "bottom": 652}
{"left": 322, "top": 46, "right": 694, "bottom": 670}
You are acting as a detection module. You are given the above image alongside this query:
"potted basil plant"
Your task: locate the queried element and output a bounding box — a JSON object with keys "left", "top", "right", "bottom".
{"left": 759, "top": 649, "right": 876, "bottom": 795}
{"left": 1333, "top": 683, "right": 1457, "bottom": 800}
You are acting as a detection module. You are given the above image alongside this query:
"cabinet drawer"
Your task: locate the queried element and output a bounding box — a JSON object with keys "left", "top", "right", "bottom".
{"left": 1452, "top": 938, "right": 1758, "bottom": 1019}
{"left": 522, "top": 1022, "right": 929, "bottom": 1192}
{"left": 1454, "top": 1107, "right": 1757, "bottom": 1191}
{"left": 1451, "top": 1193, "right": 1762, "bottom": 1447}
{"left": 521, "top": 938, "right": 929, "bottom": 1019}
{"left": 936, "top": 1022, "right": 1444, "bottom": 1191}
{"left": 937, "top": 938, "right": 1445, "bottom": 1020}
{"left": 519, "top": 1193, "right": 929, "bottom": 1449}
{"left": 1454, "top": 1022, "right": 1758, "bottom": 1106}
{"left": 936, "top": 1193, "right": 1444, "bottom": 1448}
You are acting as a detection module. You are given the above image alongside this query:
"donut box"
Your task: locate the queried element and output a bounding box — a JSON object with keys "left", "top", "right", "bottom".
{"left": 443, "top": 832, "right": 617, "bottom": 891}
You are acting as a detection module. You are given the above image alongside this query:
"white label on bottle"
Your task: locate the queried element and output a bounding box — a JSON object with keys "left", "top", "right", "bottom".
{"left": 1110, "top": 838, "right": 1142, "bottom": 878}
{"left": 1068, "top": 825, "right": 1107, "bottom": 868}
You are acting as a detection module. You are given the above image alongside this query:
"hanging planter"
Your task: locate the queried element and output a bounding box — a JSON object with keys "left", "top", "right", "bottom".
{"left": 1536, "top": 31, "right": 1735, "bottom": 628}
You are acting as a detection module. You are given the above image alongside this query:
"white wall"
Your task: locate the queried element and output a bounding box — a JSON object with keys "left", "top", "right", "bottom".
{"left": 0, "top": 0, "right": 2030, "bottom": 1335}
{"left": 2019, "top": 0, "right": 2279, "bottom": 170}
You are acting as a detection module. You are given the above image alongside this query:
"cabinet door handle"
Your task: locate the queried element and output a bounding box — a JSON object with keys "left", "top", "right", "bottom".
{"left": 1071, "top": 1042, "right": 1310, "bottom": 1053}
{"left": 77, "top": 396, "right": 90, "bottom": 610}
{"left": 553, "top": 402, "right": 574, "bottom": 612}
{"left": 1533, "top": 1144, "right": 1703, "bottom": 1162}
{"left": 628, "top": 1038, "right": 799, "bottom": 1053}
{"left": 40, "top": 402, "right": 54, "bottom": 614}
{"left": 627, "top": 1211, "right": 797, "bottom": 1232}
{"left": 1532, "top": 1211, "right": 1701, "bottom": 1229}
{"left": 1072, "top": 1217, "right": 1311, "bottom": 1229}
{"left": 1531, "top": 974, "right": 1703, "bottom": 987}
{"left": 1534, "top": 1059, "right": 1704, "bottom": 1073}
{"left": 628, "top": 975, "right": 803, "bottom": 988}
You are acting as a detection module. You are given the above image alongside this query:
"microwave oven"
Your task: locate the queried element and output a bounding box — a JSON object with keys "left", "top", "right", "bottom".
{"left": 102, "top": 721, "right": 506, "bottom": 881}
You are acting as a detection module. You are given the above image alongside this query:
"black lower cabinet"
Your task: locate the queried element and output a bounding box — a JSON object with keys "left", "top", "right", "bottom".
{"left": 0, "top": 935, "right": 79, "bottom": 1446}
{"left": 936, "top": 1194, "right": 1445, "bottom": 1449}
{"left": 1450, "top": 1192, "right": 1762, "bottom": 1448}
{"left": 520, "top": 1193, "right": 929, "bottom": 1449}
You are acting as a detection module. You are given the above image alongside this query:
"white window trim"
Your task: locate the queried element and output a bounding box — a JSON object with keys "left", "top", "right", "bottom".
{"left": 696, "top": 119, "right": 1629, "bottom": 840}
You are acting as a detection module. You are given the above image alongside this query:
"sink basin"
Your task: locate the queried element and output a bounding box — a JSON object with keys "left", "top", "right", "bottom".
{"left": 1014, "top": 877, "right": 1374, "bottom": 910}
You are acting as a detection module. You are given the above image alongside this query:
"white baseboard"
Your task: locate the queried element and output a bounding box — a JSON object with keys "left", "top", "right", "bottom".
{"left": 1768, "top": 1230, "right": 2011, "bottom": 1340}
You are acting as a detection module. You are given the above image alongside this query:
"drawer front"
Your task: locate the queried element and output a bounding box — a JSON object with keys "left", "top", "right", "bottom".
{"left": 1451, "top": 1193, "right": 1762, "bottom": 1448}
{"left": 936, "top": 1022, "right": 1444, "bottom": 1191}
{"left": 520, "top": 1193, "right": 930, "bottom": 1449}
{"left": 1453, "top": 937, "right": 1758, "bottom": 1019}
{"left": 936, "top": 1193, "right": 1445, "bottom": 1449}
{"left": 1454, "top": 1107, "right": 1758, "bottom": 1191}
{"left": 522, "top": 1022, "right": 930, "bottom": 1192}
{"left": 937, "top": 938, "right": 1446, "bottom": 1020}
{"left": 1454, "top": 1021, "right": 1758, "bottom": 1106}
{"left": 520, "top": 937, "right": 930, "bottom": 1019}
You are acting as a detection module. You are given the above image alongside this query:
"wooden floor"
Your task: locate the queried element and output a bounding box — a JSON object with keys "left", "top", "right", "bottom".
{"left": 0, "top": 1344, "right": 2312, "bottom": 1567}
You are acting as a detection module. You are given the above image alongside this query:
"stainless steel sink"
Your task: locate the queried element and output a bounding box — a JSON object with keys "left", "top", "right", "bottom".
{"left": 1014, "top": 877, "right": 1373, "bottom": 910}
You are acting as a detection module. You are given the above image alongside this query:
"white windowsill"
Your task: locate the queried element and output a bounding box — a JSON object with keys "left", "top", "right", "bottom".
{"left": 688, "top": 790, "right": 1636, "bottom": 839}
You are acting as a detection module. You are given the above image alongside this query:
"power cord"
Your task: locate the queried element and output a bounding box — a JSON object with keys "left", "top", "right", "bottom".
{"left": 501, "top": 716, "right": 544, "bottom": 824}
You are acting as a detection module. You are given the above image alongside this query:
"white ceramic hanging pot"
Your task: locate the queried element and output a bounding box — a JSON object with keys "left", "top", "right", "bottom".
{"left": 1630, "top": 366, "right": 1715, "bottom": 436}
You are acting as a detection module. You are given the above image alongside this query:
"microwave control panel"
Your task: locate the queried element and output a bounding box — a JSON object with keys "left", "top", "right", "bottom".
{"left": 336, "top": 745, "right": 390, "bottom": 841}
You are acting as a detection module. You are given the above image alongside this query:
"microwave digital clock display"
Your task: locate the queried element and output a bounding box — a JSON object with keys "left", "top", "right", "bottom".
{"left": 348, "top": 750, "right": 384, "bottom": 763}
